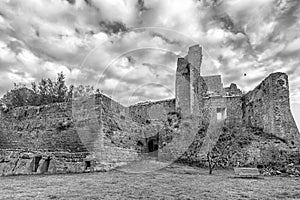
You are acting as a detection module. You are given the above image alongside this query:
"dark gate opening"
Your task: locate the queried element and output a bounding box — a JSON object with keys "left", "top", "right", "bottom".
{"left": 85, "top": 161, "right": 91, "bottom": 170}
{"left": 148, "top": 140, "right": 154, "bottom": 152}
{"left": 148, "top": 138, "right": 159, "bottom": 157}
{"left": 33, "top": 156, "right": 42, "bottom": 172}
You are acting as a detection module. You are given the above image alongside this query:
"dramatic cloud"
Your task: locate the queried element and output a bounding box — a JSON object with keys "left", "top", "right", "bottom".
{"left": 0, "top": 0, "right": 300, "bottom": 124}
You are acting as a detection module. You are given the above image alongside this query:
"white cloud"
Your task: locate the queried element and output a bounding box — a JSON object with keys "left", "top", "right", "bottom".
{"left": 0, "top": 40, "right": 15, "bottom": 62}
{"left": 285, "top": 37, "right": 300, "bottom": 52}
{"left": 0, "top": 0, "right": 299, "bottom": 110}
{"left": 92, "top": 0, "right": 138, "bottom": 25}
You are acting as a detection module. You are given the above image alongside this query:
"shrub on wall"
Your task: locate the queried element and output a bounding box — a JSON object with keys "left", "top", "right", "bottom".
{"left": 0, "top": 72, "right": 100, "bottom": 109}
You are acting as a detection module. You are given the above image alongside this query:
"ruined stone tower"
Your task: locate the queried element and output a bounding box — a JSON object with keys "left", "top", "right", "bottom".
{"left": 175, "top": 44, "right": 204, "bottom": 118}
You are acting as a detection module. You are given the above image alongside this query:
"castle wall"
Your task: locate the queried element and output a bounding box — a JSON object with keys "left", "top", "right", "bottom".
{"left": 94, "top": 94, "right": 145, "bottom": 149}
{"left": 243, "top": 72, "right": 300, "bottom": 146}
{"left": 202, "top": 75, "right": 225, "bottom": 96}
{"left": 202, "top": 96, "right": 242, "bottom": 127}
{"left": 175, "top": 45, "right": 204, "bottom": 119}
{"left": 186, "top": 45, "right": 202, "bottom": 73}
{"left": 0, "top": 103, "right": 86, "bottom": 152}
{"left": 0, "top": 147, "right": 138, "bottom": 176}
{"left": 224, "top": 83, "right": 242, "bottom": 96}
{"left": 225, "top": 96, "right": 243, "bottom": 127}
{"left": 128, "top": 99, "right": 175, "bottom": 124}
{"left": 175, "top": 58, "right": 191, "bottom": 117}
{"left": 0, "top": 94, "right": 142, "bottom": 176}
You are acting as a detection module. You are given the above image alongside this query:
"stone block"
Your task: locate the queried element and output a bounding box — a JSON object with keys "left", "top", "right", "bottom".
{"left": 48, "top": 159, "right": 57, "bottom": 174}
{"left": 14, "top": 159, "right": 32, "bottom": 175}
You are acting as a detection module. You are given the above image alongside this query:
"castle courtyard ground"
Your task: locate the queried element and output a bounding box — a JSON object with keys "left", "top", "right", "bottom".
{"left": 0, "top": 163, "right": 300, "bottom": 200}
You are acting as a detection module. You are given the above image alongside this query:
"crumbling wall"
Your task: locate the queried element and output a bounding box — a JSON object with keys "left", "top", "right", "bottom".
{"left": 224, "top": 83, "right": 243, "bottom": 96}
{"left": 175, "top": 45, "right": 205, "bottom": 119}
{"left": 243, "top": 72, "right": 300, "bottom": 146}
{"left": 0, "top": 103, "right": 86, "bottom": 152}
{"left": 0, "top": 93, "right": 143, "bottom": 176}
{"left": 128, "top": 99, "right": 176, "bottom": 152}
{"left": 0, "top": 147, "right": 138, "bottom": 176}
{"left": 203, "top": 75, "right": 224, "bottom": 96}
{"left": 129, "top": 99, "right": 175, "bottom": 124}
{"left": 225, "top": 96, "right": 243, "bottom": 127}
{"left": 94, "top": 94, "right": 145, "bottom": 150}
{"left": 186, "top": 44, "right": 202, "bottom": 73}
{"left": 175, "top": 58, "right": 191, "bottom": 117}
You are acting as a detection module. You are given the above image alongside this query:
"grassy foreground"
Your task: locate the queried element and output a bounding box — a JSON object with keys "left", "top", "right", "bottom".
{"left": 0, "top": 164, "right": 300, "bottom": 200}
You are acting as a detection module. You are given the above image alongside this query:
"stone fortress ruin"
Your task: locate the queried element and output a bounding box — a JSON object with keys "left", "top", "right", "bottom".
{"left": 0, "top": 45, "right": 299, "bottom": 176}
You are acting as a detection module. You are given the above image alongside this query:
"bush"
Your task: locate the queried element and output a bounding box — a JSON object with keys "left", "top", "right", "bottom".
{"left": 0, "top": 72, "right": 98, "bottom": 108}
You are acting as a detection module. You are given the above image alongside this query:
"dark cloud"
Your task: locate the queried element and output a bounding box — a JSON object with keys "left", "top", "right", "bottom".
{"left": 84, "top": 0, "right": 93, "bottom": 7}
{"left": 150, "top": 32, "right": 182, "bottom": 45}
{"left": 136, "top": 0, "right": 148, "bottom": 12}
{"left": 65, "top": 0, "right": 76, "bottom": 5}
{"left": 99, "top": 21, "right": 128, "bottom": 35}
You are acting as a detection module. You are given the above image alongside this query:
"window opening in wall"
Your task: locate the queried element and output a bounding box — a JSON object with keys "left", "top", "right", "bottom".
{"left": 216, "top": 108, "right": 226, "bottom": 121}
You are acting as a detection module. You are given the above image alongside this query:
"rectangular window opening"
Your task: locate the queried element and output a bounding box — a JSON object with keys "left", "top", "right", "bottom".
{"left": 217, "top": 108, "right": 226, "bottom": 121}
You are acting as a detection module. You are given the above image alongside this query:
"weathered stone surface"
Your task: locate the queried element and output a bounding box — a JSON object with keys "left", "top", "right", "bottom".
{"left": 14, "top": 159, "right": 32, "bottom": 175}
{"left": 243, "top": 73, "right": 300, "bottom": 146}
{"left": 48, "top": 159, "right": 57, "bottom": 174}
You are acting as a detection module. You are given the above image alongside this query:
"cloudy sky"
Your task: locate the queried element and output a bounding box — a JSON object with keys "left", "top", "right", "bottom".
{"left": 0, "top": 0, "right": 300, "bottom": 126}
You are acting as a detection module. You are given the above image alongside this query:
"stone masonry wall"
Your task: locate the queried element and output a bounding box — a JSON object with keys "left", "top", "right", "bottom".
{"left": 243, "top": 72, "right": 300, "bottom": 146}
{"left": 0, "top": 147, "right": 138, "bottom": 176}
{"left": 203, "top": 75, "right": 224, "bottom": 95}
{"left": 129, "top": 99, "right": 176, "bottom": 124}
{"left": 0, "top": 103, "right": 86, "bottom": 152}
{"left": 0, "top": 94, "right": 142, "bottom": 176}
{"left": 175, "top": 58, "right": 191, "bottom": 117}
{"left": 225, "top": 96, "right": 243, "bottom": 128}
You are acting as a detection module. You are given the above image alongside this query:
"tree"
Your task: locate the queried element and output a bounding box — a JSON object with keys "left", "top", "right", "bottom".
{"left": 38, "top": 78, "right": 48, "bottom": 104}
{"left": 0, "top": 72, "right": 99, "bottom": 107}
{"left": 46, "top": 78, "right": 55, "bottom": 103}
{"left": 31, "top": 82, "right": 40, "bottom": 105}
{"left": 67, "top": 84, "right": 74, "bottom": 101}
{"left": 55, "top": 72, "right": 68, "bottom": 102}
{"left": 2, "top": 83, "right": 35, "bottom": 108}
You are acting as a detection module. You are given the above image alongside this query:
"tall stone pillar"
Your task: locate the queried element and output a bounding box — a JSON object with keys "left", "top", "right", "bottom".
{"left": 175, "top": 58, "right": 191, "bottom": 117}
{"left": 187, "top": 44, "right": 202, "bottom": 75}
{"left": 175, "top": 44, "right": 204, "bottom": 119}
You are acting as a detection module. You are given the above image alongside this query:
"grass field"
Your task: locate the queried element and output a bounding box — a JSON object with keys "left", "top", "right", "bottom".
{"left": 0, "top": 163, "right": 300, "bottom": 200}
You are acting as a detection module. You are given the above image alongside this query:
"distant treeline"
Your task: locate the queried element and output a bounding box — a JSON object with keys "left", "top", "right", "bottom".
{"left": 1, "top": 72, "right": 100, "bottom": 108}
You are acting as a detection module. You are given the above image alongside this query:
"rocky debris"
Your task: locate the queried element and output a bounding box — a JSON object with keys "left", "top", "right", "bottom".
{"left": 57, "top": 118, "right": 73, "bottom": 130}
{"left": 261, "top": 164, "right": 300, "bottom": 177}
{"left": 0, "top": 103, "right": 9, "bottom": 113}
